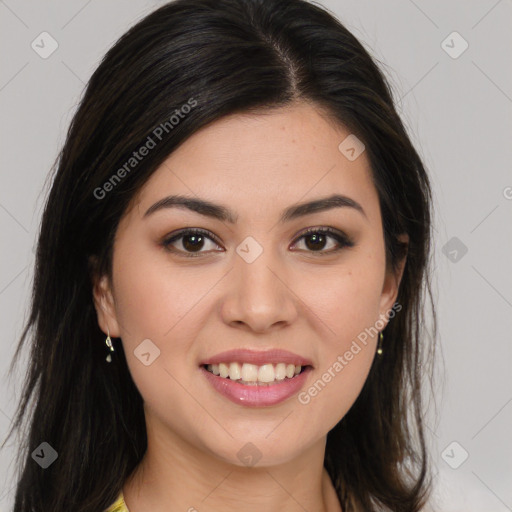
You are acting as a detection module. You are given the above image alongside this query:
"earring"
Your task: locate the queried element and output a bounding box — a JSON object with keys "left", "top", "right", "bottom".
{"left": 105, "top": 328, "right": 114, "bottom": 363}
{"left": 377, "top": 331, "right": 384, "bottom": 356}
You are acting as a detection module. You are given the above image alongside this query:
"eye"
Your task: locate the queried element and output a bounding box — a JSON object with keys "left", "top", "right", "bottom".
{"left": 162, "top": 228, "right": 223, "bottom": 258}
{"left": 290, "top": 227, "right": 354, "bottom": 256}
{"left": 161, "top": 226, "right": 354, "bottom": 258}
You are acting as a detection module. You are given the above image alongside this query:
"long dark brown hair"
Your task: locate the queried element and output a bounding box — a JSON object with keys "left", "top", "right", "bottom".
{"left": 4, "top": 0, "right": 436, "bottom": 510}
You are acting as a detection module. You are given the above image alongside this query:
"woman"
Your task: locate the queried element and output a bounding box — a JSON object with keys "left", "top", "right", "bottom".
{"left": 5, "top": 0, "right": 436, "bottom": 510}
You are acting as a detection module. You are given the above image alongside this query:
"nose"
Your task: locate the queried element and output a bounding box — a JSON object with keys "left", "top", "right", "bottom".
{"left": 220, "top": 247, "right": 299, "bottom": 333}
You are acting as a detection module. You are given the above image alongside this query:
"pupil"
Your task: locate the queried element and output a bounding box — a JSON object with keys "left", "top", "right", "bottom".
{"left": 183, "top": 234, "right": 204, "bottom": 252}
{"left": 305, "top": 233, "right": 326, "bottom": 251}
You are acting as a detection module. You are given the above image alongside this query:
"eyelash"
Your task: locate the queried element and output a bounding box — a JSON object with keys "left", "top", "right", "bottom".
{"left": 161, "top": 227, "right": 354, "bottom": 258}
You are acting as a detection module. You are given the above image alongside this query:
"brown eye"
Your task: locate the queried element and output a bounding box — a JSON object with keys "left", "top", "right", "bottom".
{"left": 162, "top": 226, "right": 353, "bottom": 259}
{"left": 162, "top": 228, "right": 222, "bottom": 257}
{"left": 181, "top": 233, "right": 206, "bottom": 252}
{"left": 291, "top": 227, "right": 353, "bottom": 255}
{"left": 304, "top": 232, "right": 329, "bottom": 251}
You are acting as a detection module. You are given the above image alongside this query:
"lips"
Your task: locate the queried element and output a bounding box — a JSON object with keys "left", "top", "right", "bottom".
{"left": 201, "top": 365, "right": 312, "bottom": 407}
{"left": 199, "top": 348, "right": 313, "bottom": 407}
{"left": 200, "top": 348, "right": 313, "bottom": 367}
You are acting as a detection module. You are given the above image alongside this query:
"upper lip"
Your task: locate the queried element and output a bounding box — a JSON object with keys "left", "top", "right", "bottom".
{"left": 200, "top": 348, "right": 313, "bottom": 367}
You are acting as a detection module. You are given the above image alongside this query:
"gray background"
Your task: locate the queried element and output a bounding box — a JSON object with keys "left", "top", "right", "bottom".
{"left": 1, "top": 0, "right": 511, "bottom": 510}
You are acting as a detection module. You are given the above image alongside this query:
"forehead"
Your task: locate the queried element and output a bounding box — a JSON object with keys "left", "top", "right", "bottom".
{"left": 132, "top": 102, "right": 380, "bottom": 224}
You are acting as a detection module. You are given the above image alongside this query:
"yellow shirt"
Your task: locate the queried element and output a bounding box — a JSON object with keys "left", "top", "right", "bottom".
{"left": 105, "top": 491, "right": 129, "bottom": 512}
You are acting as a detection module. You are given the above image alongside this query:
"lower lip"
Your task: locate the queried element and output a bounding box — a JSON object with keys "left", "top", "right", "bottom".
{"left": 200, "top": 366, "right": 312, "bottom": 407}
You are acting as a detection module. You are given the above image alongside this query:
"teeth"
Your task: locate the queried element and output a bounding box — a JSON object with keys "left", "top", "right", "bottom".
{"left": 241, "top": 363, "right": 259, "bottom": 382}
{"left": 258, "top": 364, "right": 275, "bottom": 383}
{"left": 206, "top": 362, "right": 304, "bottom": 383}
{"left": 219, "top": 363, "right": 229, "bottom": 378}
{"left": 275, "top": 363, "right": 286, "bottom": 380}
{"left": 229, "top": 362, "right": 241, "bottom": 380}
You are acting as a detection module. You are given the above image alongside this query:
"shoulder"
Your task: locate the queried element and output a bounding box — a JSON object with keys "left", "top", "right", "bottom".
{"left": 105, "top": 491, "right": 129, "bottom": 512}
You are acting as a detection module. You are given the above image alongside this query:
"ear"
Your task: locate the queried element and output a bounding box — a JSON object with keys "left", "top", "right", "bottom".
{"left": 378, "top": 234, "right": 408, "bottom": 323}
{"left": 90, "top": 262, "right": 121, "bottom": 338}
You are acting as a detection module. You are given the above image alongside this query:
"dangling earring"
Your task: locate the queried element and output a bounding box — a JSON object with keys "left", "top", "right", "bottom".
{"left": 377, "top": 331, "right": 384, "bottom": 356}
{"left": 105, "top": 327, "right": 114, "bottom": 363}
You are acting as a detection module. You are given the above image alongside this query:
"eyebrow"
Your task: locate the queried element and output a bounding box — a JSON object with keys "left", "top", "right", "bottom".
{"left": 143, "top": 193, "right": 366, "bottom": 223}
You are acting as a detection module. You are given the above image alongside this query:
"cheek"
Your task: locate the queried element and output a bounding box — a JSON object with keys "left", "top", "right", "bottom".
{"left": 297, "top": 256, "right": 385, "bottom": 345}
{"left": 294, "top": 278, "right": 379, "bottom": 439}
{"left": 290, "top": 257, "right": 383, "bottom": 429}
{"left": 110, "top": 238, "right": 222, "bottom": 388}
{"left": 111, "top": 238, "right": 211, "bottom": 340}
{"left": 296, "top": 346, "right": 375, "bottom": 442}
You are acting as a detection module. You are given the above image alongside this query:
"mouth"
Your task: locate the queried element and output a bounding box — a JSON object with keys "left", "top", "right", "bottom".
{"left": 199, "top": 349, "right": 313, "bottom": 407}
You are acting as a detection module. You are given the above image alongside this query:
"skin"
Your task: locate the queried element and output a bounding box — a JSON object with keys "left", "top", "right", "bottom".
{"left": 93, "top": 101, "right": 407, "bottom": 512}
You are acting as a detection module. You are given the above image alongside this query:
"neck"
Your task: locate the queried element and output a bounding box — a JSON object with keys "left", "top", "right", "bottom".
{"left": 122, "top": 414, "right": 342, "bottom": 512}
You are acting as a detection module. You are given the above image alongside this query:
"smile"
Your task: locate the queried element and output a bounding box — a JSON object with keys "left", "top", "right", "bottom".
{"left": 199, "top": 348, "right": 314, "bottom": 407}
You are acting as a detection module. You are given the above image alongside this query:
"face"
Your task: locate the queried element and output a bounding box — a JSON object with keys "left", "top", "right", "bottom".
{"left": 93, "top": 101, "right": 405, "bottom": 468}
